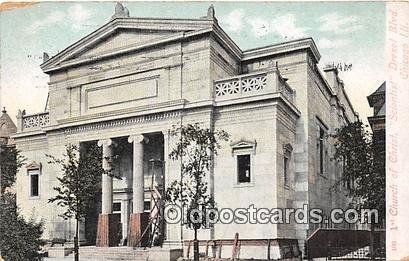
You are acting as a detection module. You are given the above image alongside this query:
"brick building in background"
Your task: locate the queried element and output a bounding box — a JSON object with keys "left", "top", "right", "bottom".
{"left": 0, "top": 107, "right": 17, "bottom": 148}
{"left": 1, "top": 107, "right": 18, "bottom": 195}
{"left": 367, "top": 81, "right": 386, "bottom": 154}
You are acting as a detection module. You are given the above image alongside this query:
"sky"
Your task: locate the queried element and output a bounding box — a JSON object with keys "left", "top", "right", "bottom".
{"left": 0, "top": 1, "right": 386, "bottom": 125}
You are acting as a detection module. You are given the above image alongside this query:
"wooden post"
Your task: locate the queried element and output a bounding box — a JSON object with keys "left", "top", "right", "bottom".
{"left": 232, "top": 232, "right": 239, "bottom": 260}
{"left": 267, "top": 239, "right": 271, "bottom": 260}
{"left": 218, "top": 241, "right": 222, "bottom": 258}
{"left": 186, "top": 240, "right": 192, "bottom": 259}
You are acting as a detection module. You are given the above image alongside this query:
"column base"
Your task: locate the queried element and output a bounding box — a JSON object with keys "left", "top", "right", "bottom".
{"left": 128, "top": 213, "right": 150, "bottom": 247}
{"left": 96, "top": 213, "right": 121, "bottom": 247}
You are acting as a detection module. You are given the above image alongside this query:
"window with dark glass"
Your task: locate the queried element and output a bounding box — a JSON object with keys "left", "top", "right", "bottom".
{"left": 284, "top": 156, "right": 289, "bottom": 186}
{"left": 144, "top": 201, "right": 151, "bottom": 212}
{"left": 30, "top": 173, "right": 39, "bottom": 197}
{"left": 319, "top": 128, "right": 325, "bottom": 174}
{"left": 113, "top": 202, "right": 121, "bottom": 212}
{"left": 237, "top": 154, "right": 251, "bottom": 183}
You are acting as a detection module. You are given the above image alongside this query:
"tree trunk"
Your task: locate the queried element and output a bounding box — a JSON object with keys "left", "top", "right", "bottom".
{"left": 193, "top": 228, "right": 199, "bottom": 261}
{"left": 74, "top": 219, "right": 79, "bottom": 261}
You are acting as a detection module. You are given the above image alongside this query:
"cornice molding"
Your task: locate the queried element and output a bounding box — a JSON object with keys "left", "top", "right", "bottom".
{"left": 242, "top": 37, "right": 321, "bottom": 63}
{"left": 40, "top": 16, "right": 221, "bottom": 73}
{"left": 65, "top": 110, "right": 182, "bottom": 135}
{"left": 41, "top": 16, "right": 322, "bottom": 75}
{"left": 58, "top": 99, "right": 186, "bottom": 126}
{"left": 42, "top": 28, "right": 213, "bottom": 73}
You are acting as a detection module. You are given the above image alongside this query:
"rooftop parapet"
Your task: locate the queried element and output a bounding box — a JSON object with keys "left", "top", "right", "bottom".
{"left": 214, "top": 66, "right": 296, "bottom": 104}
{"left": 16, "top": 110, "right": 49, "bottom": 133}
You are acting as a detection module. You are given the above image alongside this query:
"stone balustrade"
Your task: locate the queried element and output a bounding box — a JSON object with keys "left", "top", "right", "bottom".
{"left": 214, "top": 72, "right": 268, "bottom": 98}
{"left": 214, "top": 70, "right": 295, "bottom": 103}
{"left": 17, "top": 111, "right": 50, "bottom": 132}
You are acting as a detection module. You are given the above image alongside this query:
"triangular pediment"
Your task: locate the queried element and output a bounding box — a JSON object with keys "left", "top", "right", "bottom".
{"left": 231, "top": 139, "right": 257, "bottom": 151}
{"left": 41, "top": 18, "right": 215, "bottom": 73}
{"left": 26, "top": 161, "right": 42, "bottom": 171}
{"left": 73, "top": 29, "right": 176, "bottom": 60}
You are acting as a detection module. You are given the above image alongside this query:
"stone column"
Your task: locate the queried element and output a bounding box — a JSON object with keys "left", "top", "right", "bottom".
{"left": 96, "top": 138, "right": 120, "bottom": 247}
{"left": 98, "top": 138, "right": 114, "bottom": 214}
{"left": 128, "top": 135, "right": 148, "bottom": 213}
{"left": 127, "top": 134, "right": 149, "bottom": 247}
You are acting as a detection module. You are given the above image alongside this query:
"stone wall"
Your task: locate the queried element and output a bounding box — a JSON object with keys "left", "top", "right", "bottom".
{"left": 15, "top": 131, "right": 82, "bottom": 241}
{"left": 213, "top": 102, "right": 278, "bottom": 240}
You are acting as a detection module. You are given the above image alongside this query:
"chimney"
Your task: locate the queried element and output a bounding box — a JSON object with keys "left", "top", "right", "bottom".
{"left": 323, "top": 64, "right": 340, "bottom": 94}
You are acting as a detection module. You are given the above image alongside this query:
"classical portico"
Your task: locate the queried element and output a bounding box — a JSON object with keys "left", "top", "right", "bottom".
{"left": 94, "top": 133, "right": 164, "bottom": 247}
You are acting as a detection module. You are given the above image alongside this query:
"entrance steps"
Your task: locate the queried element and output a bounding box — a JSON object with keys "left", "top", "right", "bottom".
{"left": 65, "top": 246, "right": 183, "bottom": 261}
{"left": 75, "top": 246, "right": 149, "bottom": 261}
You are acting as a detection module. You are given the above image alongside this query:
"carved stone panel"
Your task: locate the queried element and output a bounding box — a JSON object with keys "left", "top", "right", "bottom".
{"left": 86, "top": 77, "right": 158, "bottom": 109}
{"left": 81, "top": 71, "right": 162, "bottom": 114}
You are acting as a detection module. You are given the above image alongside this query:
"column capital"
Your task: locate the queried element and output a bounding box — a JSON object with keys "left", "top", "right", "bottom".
{"left": 128, "top": 134, "right": 149, "bottom": 144}
{"left": 97, "top": 138, "right": 113, "bottom": 147}
{"left": 161, "top": 129, "right": 170, "bottom": 138}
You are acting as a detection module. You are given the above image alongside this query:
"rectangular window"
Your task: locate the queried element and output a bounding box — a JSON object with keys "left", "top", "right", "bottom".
{"left": 284, "top": 156, "right": 289, "bottom": 186}
{"left": 316, "top": 120, "right": 328, "bottom": 176}
{"left": 283, "top": 143, "right": 293, "bottom": 188}
{"left": 144, "top": 201, "right": 151, "bottom": 212}
{"left": 319, "top": 128, "right": 325, "bottom": 174}
{"left": 113, "top": 202, "right": 121, "bottom": 212}
{"left": 30, "top": 173, "right": 39, "bottom": 197}
{"left": 237, "top": 154, "right": 251, "bottom": 183}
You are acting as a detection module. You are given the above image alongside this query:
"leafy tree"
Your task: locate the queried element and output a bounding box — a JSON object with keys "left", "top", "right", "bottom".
{"left": 0, "top": 146, "right": 26, "bottom": 193}
{"left": 0, "top": 192, "right": 44, "bottom": 261}
{"left": 165, "top": 124, "right": 229, "bottom": 261}
{"left": 331, "top": 121, "right": 385, "bottom": 260}
{"left": 0, "top": 145, "right": 42, "bottom": 260}
{"left": 46, "top": 143, "right": 104, "bottom": 261}
{"left": 331, "top": 121, "right": 385, "bottom": 221}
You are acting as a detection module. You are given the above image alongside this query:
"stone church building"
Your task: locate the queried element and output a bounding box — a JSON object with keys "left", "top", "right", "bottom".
{"left": 13, "top": 4, "right": 357, "bottom": 259}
